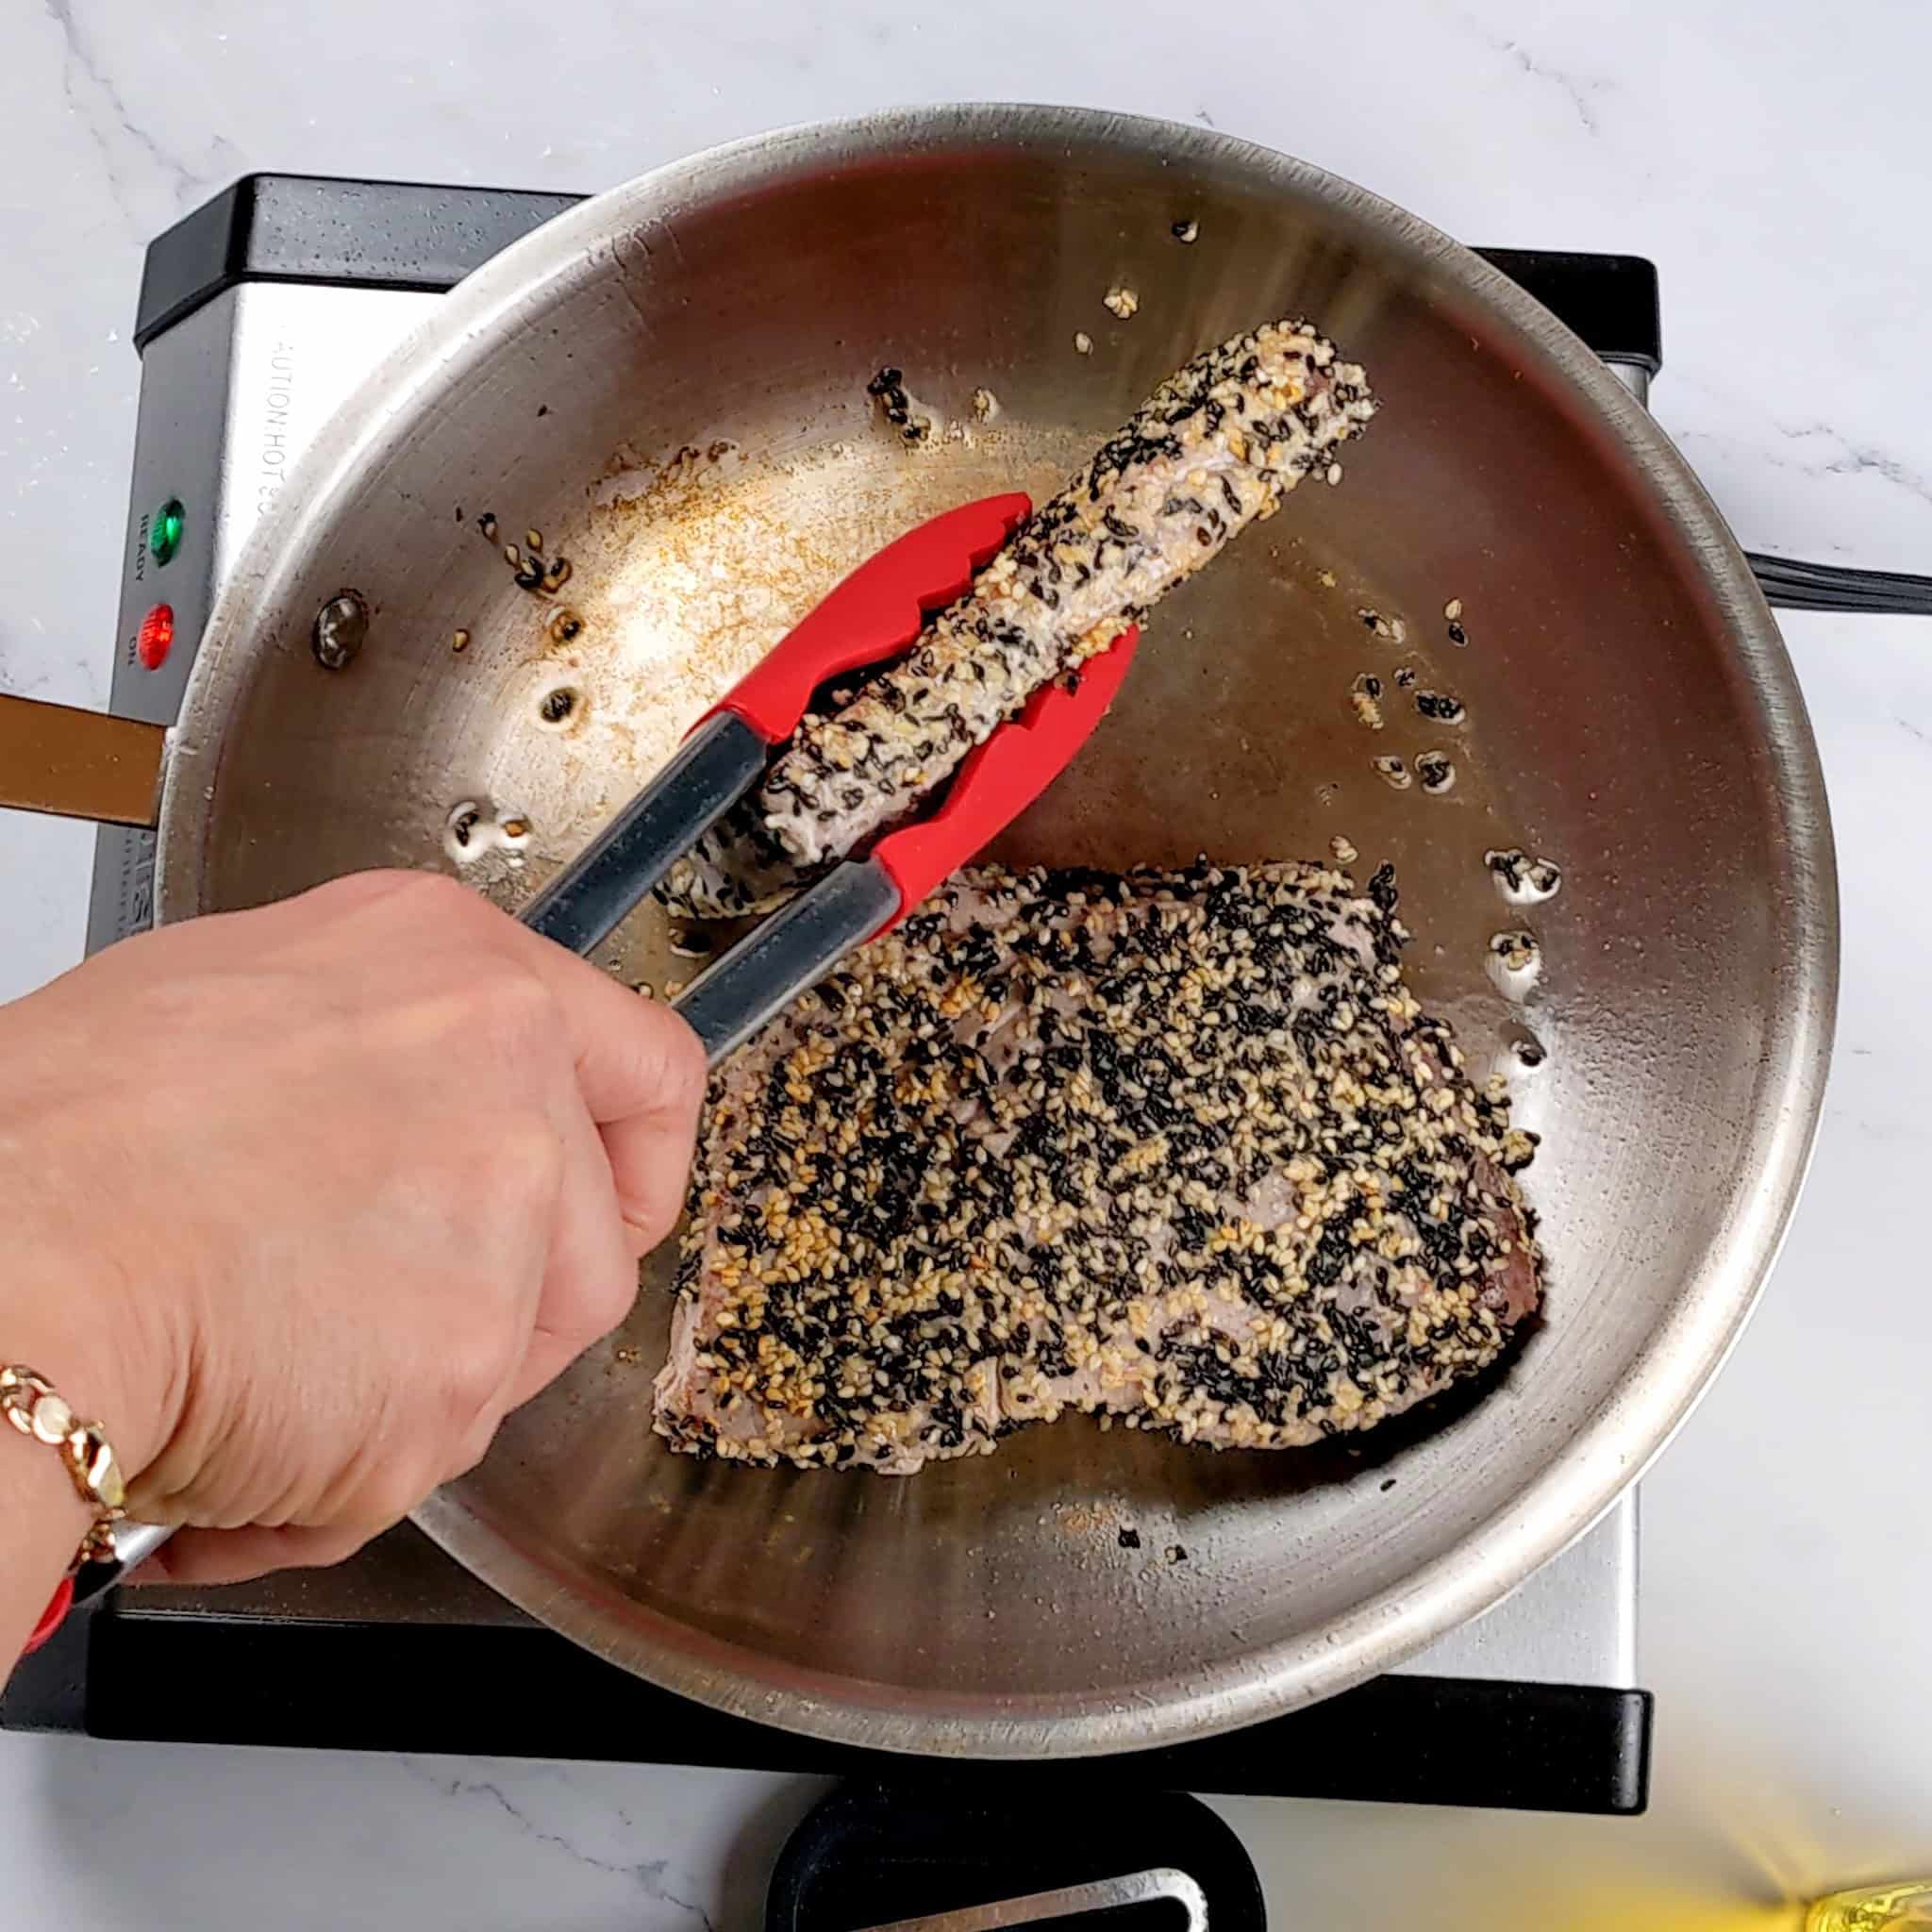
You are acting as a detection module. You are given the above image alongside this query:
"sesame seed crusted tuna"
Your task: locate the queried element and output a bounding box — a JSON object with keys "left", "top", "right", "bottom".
{"left": 658, "top": 321, "right": 1376, "bottom": 919}
{"left": 653, "top": 860, "right": 1540, "bottom": 1474}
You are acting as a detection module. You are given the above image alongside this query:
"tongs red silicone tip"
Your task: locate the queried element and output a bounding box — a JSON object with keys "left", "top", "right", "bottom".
{"left": 705, "top": 491, "right": 1034, "bottom": 745}
{"left": 521, "top": 491, "right": 1140, "bottom": 1063}
{"left": 703, "top": 487, "right": 1138, "bottom": 928}
{"left": 23, "top": 1576, "right": 72, "bottom": 1656}
{"left": 869, "top": 625, "right": 1140, "bottom": 932}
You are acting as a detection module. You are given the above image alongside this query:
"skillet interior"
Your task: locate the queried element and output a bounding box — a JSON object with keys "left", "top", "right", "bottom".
{"left": 159, "top": 108, "right": 1833, "bottom": 1753}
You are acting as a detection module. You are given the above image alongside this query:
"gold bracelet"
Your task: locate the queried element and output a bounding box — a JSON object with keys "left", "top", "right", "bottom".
{"left": 1, "top": 1365, "right": 126, "bottom": 1569}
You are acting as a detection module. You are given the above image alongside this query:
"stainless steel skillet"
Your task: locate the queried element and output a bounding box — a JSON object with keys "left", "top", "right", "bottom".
{"left": 0, "top": 107, "right": 1835, "bottom": 1755}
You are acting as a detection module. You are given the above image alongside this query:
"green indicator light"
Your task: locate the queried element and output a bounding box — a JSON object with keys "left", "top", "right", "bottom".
{"left": 149, "top": 498, "right": 184, "bottom": 566}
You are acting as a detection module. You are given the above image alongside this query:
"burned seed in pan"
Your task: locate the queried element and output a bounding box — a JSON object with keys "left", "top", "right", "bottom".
{"left": 1118, "top": 1526, "right": 1142, "bottom": 1549}
{"left": 1491, "top": 929, "right": 1541, "bottom": 973}
{"left": 1350, "top": 675, "right": 1386, "bottom": 731}
{"left": 868, "top": 368, "right": 913, "bottom": 425}
{"left": 443, "top": 798, "right": 526, "bottom": 864}
{"left": 547, "top": 608, "right": 585, "bottom": 644}
{"left": 1447, "top": 620, "right": 1468, "bottom": 646}
{"left": 1486, "top": 848, "right": 1563, "bottom": 905}
{"left": 1513, "top": 1038, "right": 1547, "bottom": 1069}
{"left": 539, "top": 686, "right": 577, "bottom": 724}
{"left": 1171, "top": 218, "right": 1199, "bottom": 243}
{"left": 476, "top": 511, "right": 498, "bottom": 541}
{"left": 1415, "top": 690, "right": 1465, "bottom": 723}
{"left": 1373, "top": 754, "right": 1412, "bottom": 790}
{"left": 1416, "top": 750, "right": 1457, "bottom": 793}
{"left": 544, "top": 556, "right": 573, "bottom": 590}
{"left": 1393, "top": 666, "right": 1417, "bottom": 690}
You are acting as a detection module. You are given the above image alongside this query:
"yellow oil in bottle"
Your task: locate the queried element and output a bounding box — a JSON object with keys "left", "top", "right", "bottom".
{"left": 1807, "top": 1883, "right": 1932, "bottom": 1931}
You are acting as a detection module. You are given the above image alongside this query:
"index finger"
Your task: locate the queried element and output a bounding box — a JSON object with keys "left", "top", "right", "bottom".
{"left": 498, "top": 915, "right": 707, "bottom": 1122}
{"left": 492, "top": 912, "right": 708, "bottom": 1246}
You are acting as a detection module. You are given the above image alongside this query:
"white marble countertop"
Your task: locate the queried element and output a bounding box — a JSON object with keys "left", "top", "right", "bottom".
{"left": 4, "top": 1, "right": 1930, "bottom": 1924}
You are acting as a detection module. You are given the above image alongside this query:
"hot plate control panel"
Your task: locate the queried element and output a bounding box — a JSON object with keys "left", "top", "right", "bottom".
{"left": 92, "top": 282, "right": 441, "bottom": 950}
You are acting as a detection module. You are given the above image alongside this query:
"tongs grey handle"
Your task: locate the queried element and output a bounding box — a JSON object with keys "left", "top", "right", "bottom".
{"left": 671, "top": 859, "right": 900, "bottom": 1066}
{"left": 514, "top": 694, "right": 899, "bottom": 1068}
{"left": 1748, "top": 552, "right": 1932, "bottom": 616}
{"left": 518, "top": 711, "right": 768, "bottom": 956}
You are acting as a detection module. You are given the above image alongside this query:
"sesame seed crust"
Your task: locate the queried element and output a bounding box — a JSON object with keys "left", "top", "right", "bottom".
{"left": 658, "top": 321, "right": 1376, "bottom": 920}
{"left": 654, "top": 859, "right": 1541, "bottom": 1474}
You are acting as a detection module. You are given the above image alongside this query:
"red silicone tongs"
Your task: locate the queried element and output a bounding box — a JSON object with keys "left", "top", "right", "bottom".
{"left": 519, "top": 491, "right": 1139, "bottom": 1065}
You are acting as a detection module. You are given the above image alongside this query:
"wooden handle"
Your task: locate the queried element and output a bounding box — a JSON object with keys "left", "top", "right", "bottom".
{"left": 0, "top": 692, "right": 166, "bottom": 828}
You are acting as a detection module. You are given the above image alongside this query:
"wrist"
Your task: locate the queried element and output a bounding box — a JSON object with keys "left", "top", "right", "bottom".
{"left": 0, "top": 1224, "right": 188, "bottom": 1486}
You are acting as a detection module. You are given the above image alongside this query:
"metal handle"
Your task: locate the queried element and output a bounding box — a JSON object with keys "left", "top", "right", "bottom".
{"left": 518, "top": 711, "right": 768, "bottom": 956}
{"left": 671, "top": 858, "right": 900, "bottom": 1067}
{"left": 0, "top": 692, "right": 166, "bottom": 827}
{"left": 1746, "top": 552, "right": 1932, "bottom": 616}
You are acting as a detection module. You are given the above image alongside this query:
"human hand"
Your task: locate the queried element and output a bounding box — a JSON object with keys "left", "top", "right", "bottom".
{"left": 0, "top": 871, "right": 704, "bottom": 1590}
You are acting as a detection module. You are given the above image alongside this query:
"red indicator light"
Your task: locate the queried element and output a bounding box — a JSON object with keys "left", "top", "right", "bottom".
{"left": 137, "top": 603, "right": 175, "bottom": 670}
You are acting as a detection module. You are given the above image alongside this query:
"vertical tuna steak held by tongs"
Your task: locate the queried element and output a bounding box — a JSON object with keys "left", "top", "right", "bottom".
{"left": 658, "top": 319, "right": 1376, "bottom": 918}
